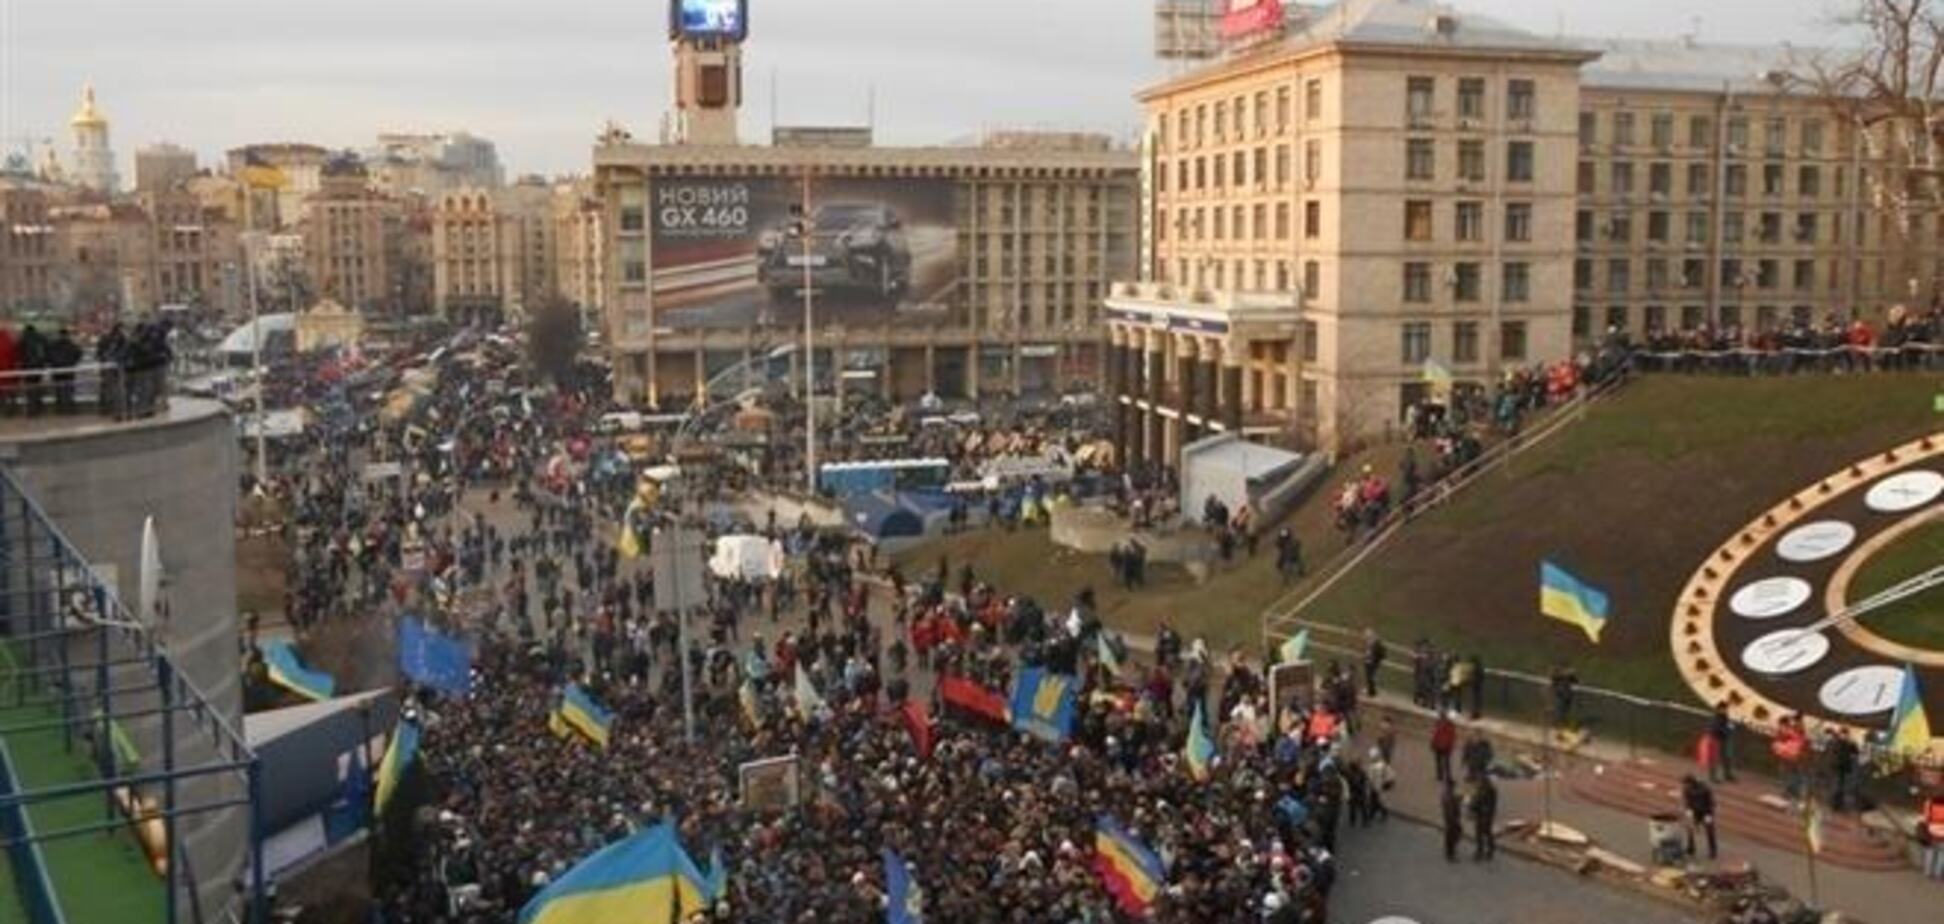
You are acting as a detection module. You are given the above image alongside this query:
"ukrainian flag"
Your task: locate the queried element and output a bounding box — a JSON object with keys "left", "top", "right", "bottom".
{"left": 1092, "top": 815, "right": 1165, "bottom": 918}
{"left": 260, "top": 640, "right": 335, "bottom": 702}
{"left": 518, "top": 823, "right": 708, "bottom": 924}
{"left": 1539, "top": 560, "right": 1610, "bottom": 644}
{"left": 374, "top": 718, "right": 420, "bottom": 815}
{"left": 1890, "top": 664, "right": 1933, "bottom": 755}
{"left": 556, "top": 683, "right": 615, "bottom": 749}
{"left": 1184, "top": 701, "right": 1216, "bottom": 782}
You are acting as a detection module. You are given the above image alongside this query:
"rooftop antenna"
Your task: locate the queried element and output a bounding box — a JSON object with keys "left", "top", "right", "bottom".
{"left": 867, "top": 83, "right": 877, "bottom": 136}
{"left": 770, "top": 67, "right": 779, "bottom": 142}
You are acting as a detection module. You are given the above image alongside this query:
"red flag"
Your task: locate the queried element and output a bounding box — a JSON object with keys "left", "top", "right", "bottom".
{"left": 939, "top": 675, "right": 1010, "bottom": 725}
{"left": 900, "top": 699, "right": 935, "bottom": 760}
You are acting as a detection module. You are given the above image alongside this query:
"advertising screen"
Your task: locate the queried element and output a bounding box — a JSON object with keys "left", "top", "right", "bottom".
{"left": 1220, "top": 0, "right": 1283, "bottom": 39}
{"left": 651, "top": 175, "right": 958, "bottom": 330}
{"left": 671, "top": 0, "right": 749, "bottom": 41}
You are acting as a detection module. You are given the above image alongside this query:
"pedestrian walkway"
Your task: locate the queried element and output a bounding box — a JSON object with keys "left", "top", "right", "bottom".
{"left": 1347, "top": 690, "right": 1936, "bottom": 924}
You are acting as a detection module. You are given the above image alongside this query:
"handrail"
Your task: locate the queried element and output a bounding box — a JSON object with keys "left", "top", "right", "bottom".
{"left": 1261, "top": 372, "right": 1631, "bottom": 641}
{"left": 0, "top": 362, "right": 168, "bottom": 422}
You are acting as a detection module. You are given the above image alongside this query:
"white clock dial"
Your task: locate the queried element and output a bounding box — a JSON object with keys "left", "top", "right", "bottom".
{"left": 1728, "top": 577, "right": 1813, "bottom": 620}
{"left": 1865, "top": 469, "right": 1944, "bottom": 514}
{"left": 1742, "top": 629, "right": 1832, "bottom": 675}
{"left": 1776, "top": 521, "right": 1857, "bottom": 563}
{"left": 1817, "top": 666, "right": 1905, "bottom": 716}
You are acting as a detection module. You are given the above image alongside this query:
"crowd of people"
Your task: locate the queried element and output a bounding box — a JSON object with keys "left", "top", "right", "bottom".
{"left": 0, "top": 319, "right": 173, "bottom": 418}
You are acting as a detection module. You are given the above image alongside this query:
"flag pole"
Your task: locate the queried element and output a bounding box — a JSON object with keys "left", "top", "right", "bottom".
{"left": 1803, "top": 796, "right": 1821, "bottom": 911}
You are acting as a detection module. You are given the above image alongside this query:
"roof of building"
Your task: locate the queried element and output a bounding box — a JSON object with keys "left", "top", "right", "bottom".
{"left": 1579, "top": 37, "right": 1817, "bottom": 95}
{"left": 1142, "top": 0, "right": 1597, "bottom": 100}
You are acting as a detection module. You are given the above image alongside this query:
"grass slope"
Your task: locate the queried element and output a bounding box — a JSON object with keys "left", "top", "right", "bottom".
{"left": 1849, "top": 519, "right": 1944, "bottom": 652}
{"left": 1302, "top": 374, "right": 1944, "bottom": 702}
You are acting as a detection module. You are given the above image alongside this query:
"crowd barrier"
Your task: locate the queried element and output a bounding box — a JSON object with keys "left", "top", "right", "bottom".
{"left": 0, "top": 364, "right": 169, "bottom": 422}
{"left": 1627, "top": 341, "right": 1944, "bottom": 375}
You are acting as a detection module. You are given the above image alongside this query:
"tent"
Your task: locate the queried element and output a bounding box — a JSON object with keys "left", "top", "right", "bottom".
{"left": 709, "top": 534, "right": 786, "bottom": 580}
{"left": 844, "top": 490, "right": 951, "bottom": 542}
{"left": 219, "top": 313, "right": 297, "bottom": 360}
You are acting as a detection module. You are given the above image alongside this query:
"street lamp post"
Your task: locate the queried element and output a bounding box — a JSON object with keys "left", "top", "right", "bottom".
{"left": 244, "top": 259, "right": 268, "bottom": 486}
{"left": 801, "top": 173, "right": 817, "bottom": 495}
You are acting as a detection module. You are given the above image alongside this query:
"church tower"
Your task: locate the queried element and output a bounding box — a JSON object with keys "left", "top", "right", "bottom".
{"left": 69, "top": 83, "right": 120, "bottom": 194}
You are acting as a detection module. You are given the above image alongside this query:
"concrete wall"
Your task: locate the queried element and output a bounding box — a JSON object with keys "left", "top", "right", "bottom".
{"left": 0, "top": 398, "right": 246, "bottom": 922}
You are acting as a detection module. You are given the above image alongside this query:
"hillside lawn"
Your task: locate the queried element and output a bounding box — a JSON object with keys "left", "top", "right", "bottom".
{"left": 897, "top": 374, "right": 1944, "bottom": 706}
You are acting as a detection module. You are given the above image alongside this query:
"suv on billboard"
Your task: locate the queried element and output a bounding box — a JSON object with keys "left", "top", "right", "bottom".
{"left": 757, "top": 203, "right": 913, "bottom": 305}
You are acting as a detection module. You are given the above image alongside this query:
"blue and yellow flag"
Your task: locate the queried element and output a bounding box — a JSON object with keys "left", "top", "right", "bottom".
{"left": 1539, "top": 560, "right": 1610, "bottom": 644}
{"left": 518, "top": 822, "right": 708, "bottom": 924}
{"left": 374, "top": 718, "right": 420, "bottom": 815}
{"left": 260, "top": 640, "right": 335, "bottom": 702}
{"left": 1890, "top": 664, "right": 1933, "bottom": 755}
{"left": 1278, "top": 628, "right": 1310, "bottom": 665}
{"left": 1010, "top": 667, "right": 1077, "bottom": 744}
{"left": 556, "top": 683, "right": 615, "bottom": 749}
{"left": 1184, "top": 700, "right": 1217, "bottom": 781}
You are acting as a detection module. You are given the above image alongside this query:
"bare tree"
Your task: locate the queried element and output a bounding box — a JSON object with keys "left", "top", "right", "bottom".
{"left": 1793, "top": 0, "right": 1944, "bottom": 245}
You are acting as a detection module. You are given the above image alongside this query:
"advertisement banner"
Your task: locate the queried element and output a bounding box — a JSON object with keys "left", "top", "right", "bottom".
{"left": 669, "top": 0, "right": 748, "bottom": 41}
{"left": 1220, "top": 0, "right": 1284, "bottom": 39}
{"left": 651, "top": 175, "right": 958, "bottom": 330}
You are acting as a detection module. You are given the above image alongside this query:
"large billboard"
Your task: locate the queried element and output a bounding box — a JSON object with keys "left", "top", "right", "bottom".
{"left": 651, "top": 176, "right": 958, "bottom": 330}
{"left": 670, "top": 0, "right": 749, "bottom": 42}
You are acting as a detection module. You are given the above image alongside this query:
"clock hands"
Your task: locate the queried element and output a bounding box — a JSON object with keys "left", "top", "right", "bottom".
{"left": 1759, "top": 562, "right": 1944, "bottom": 652}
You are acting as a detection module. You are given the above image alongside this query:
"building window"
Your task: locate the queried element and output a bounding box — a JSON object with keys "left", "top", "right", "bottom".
{"left": 1613, "top": 111, "right": 1635, "bottom": 147}
{"left": 1799, "top": 166, "right": 1821, "bottom": 198}
{"left": 1727, "top": 117, "right": 1750, "bottom": 150}
{"left": 619, "top": 206, "right": 644, "bottom": 232}
{"left": 1794, "top": 259, "right": 1816, "bottom": 290}
{"left": 623, "top": 260, "right": 646, "bottom": 283}
{"left": 1577, "top": 161, "right": 1596, "bottom": 194}
{"left": 1724, "top": 212, "right": 1743, "bottom": 243}
{"left": 1458, "top": 140, "right": 1485, "bottom": 182}
{"left": 1402, "top": 322, "right": 1432, "bottom": 363}
{"left": 1648, "top": 211, "right": 1670, "bottom": 242}
{"left": 1502, "top": 80, "right": 1534, "bottom": 122}
{"left": 1763, "top": 164, "right": 1785, "bottom": 197}
{"left": 1504, "top": 262, "right": 1531, "bottom": 302}
{"left": 1301, "top": 321, "right": 1318, "bottom": 361}
{"left": 1689, "top": 115, "right": 1713, "bottom": 149}
{"left": 1802, "top": 119, "right": 1824, "bottom": 155}
{"left": 1458, "top": 78, "right": 1486, "bottom": 119}
{"left": 1406, "top": 139, "right": 1436, "bottom": 180}
{"left": 1405, "top": 201, "right": 1434, "bottom": 241}
{"left": 1649, "top": 162, "right": 1672, "bottom": 197}
{"left": 1407, "top": 77, "right": 1435, "bottom": 122}
{"left": 1305, "top": 79, "right": 1323, "bottom": 121}
{"left": 1646, "top": 258, "right": 1669, "bottom": 290}
{"left": 1453, "top": 321, "right": 1479, "bottom": 363}
{"left": 1453, "top": 262, "right": 1481, "bottom": 301}
{"left": 1606, "top": 259, "right": 1630, "bottom": 294}
{"left": 1303, "top": 260, "right": 1320, "bottom": 301}
{"left": 1572, "top": 305, "right": 1592, "bottom": 338}
{"left": 1304, "top": 200, "right": 1320, "bottom": 239}
{"left": 1500, "top": 321, "right": 1528, "bottom": 360}
{"left": 1685, "top": 211, "right": 1709, "bottom": 243}
{"left": 1304, "top": 140, "right": 1322, "bottom": 181}
{"left": 1507, "top": 141, "right": 1534, "bottom": 182}
{"left": 1765, "top": 117, "right": 1788, "bottom": 156}
{"left": 1579, "top": 111, "right": 1598, "bottom": 146}
{"left": 1574, "top": 258, "right": 1594, "bottom": 290}
{"left": 1687, "top": 163, "right": 1710, "bottom": 196}
{"left": 1611, "top": 162, "right": 1634, "bottom": 195}
{"left": 1403, "top": 262, "right": 1432, "bottom": 302}
{"left": 1456, "top": 201, "right": 1484, "bottom": 241}
{"left": 1651, "top": 113, "right": 1674, "bottom": 150}
{"left": 1277, "top": 86, "right": 1291, "bottom": 128}
{"left": 1606, "top": 305, "right": 1630, "bottom": 331}
{"left": 1505, "top": 202, "right": 1532, "bottom": 242}
{"left": 1275, "top": 203, "right": 1290, "bottom": 239}
{"left": 1606, "top": 212, "right": 1631, "bottom": 243}
{"left": 1682, "top": 258, "right": 1706, "bottom": 289}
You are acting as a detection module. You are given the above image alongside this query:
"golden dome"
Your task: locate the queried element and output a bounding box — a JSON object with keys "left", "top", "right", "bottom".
{"left": 70, "top": 84, "right": 106, "bottom": 128}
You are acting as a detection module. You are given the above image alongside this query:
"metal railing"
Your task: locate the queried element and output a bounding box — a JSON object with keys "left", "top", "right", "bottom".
{"left": 0, "top": 363, "right": 170, "bottom": 422}
{"left": 0, "top": 465, "right": 262, "bottom": 924}
{"left": 1261, "top": 371, "right": 1632, "bottom": 642}
{"left": 1285, "top": 617, "right": 1942, "bottom": 779}
{"left": 1627, "top": 340, "right": 1944, "bottom": 376}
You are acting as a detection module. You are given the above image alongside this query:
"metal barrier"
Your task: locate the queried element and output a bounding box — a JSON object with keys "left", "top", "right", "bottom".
{"left": 1261, "top": 371, "right": 1632, "bottom": 643}
{"left": 0, "top": 465, "right": 263, "bottom": 924}
{"left": 1628, "top": 341, "right": 1944, "bottom": 376}
{"left": 0, "top": 363, "right": 169, "bottom": 422}
{"left": 0, "top": 741, "right": 63, "bottom": 924}
{"left": 1288, "top": 618, "right": 1942, "bottom": 780}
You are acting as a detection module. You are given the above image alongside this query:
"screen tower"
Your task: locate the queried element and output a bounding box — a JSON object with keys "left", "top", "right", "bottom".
{"left": 669, "top": 0, "right": 747, "bottom": 145}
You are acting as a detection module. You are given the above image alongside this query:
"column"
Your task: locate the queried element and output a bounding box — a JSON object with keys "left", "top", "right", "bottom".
{"left": 1221, "top": 343, "right": 1244, "bottom": 434}
{"left": 1177, "top": 334, "right": 1200, "bottom": 444}
{"left": 967, "top": 343, "right": 982, "bottom": 400}
{"left": 1145, "top": 330, "right": 1165, "bottom": 405}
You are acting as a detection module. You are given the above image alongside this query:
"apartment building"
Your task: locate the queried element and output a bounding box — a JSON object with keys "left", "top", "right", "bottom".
{"left": 299, "top": 159, "right": 403, "bottom": 314}
{"left": 553, "top": 178, "right": 606, "bottom": 319}
{"left": 0, "top": 178, "right": 56, "bottom": 312}
{"left": 1112, "top": 0, "right": 1591, "bottom": 454}
{"left": 1573, "top": 39, "right": 1929, "bottom": 339}
{"left": 593, "top": 130, "right": 1138, "bottom": 406}
{"left": 139, "top": 188, "right": 242, "bottom": 313}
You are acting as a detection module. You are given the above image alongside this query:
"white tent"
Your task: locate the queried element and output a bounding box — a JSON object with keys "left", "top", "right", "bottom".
{"left": 219, "top": 313, "right": 297, "bottom": 358}
{"left": 709, "top": 534, "right": 785, "bottom": 581}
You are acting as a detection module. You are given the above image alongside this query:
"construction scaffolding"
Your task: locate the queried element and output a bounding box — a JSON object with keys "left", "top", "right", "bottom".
{"left": 0, "top": 465, "right": 263, "bottom": 924}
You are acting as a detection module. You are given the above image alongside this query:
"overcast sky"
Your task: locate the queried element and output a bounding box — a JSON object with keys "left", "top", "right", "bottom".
{"left": 1, "top": 0, "right": 1848, "bottom": 178}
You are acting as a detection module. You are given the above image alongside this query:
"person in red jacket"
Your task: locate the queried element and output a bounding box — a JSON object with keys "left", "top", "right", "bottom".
{"left": 1430, "top": 710, "right": 1457, "bottom": 784}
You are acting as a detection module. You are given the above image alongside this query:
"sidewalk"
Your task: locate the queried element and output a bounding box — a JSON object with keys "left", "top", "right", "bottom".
{"left": 1345, "top": 689, "right": 1937, "bottom": 924}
